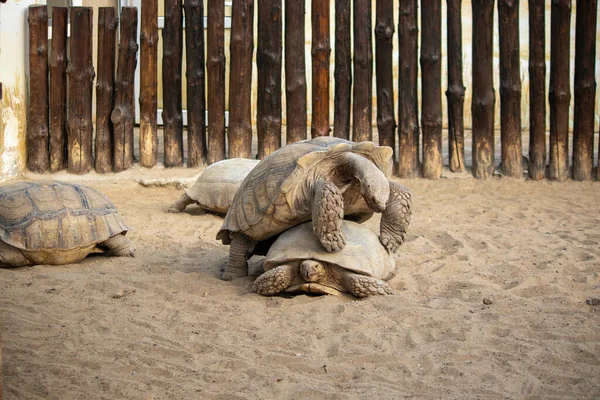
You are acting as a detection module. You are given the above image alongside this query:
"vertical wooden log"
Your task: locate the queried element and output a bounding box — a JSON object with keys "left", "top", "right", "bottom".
{"left": 27, "top": 5, "right": 49, "bottom": 173}
{"left": 352, "top": 0, "right": 373, "bottom": 142}
{"left": 311, "top": 0, "right": 331, "bottom": 137}
{"left": 95, "top": 7, "right": 117, "bottom": 173}
{"left": 498, "top": 0, "right": 523, "bottom": 178}
{"left": 140, "top": 0, "right": 158, "bottom": 167}
{"left": 257, "top": 0, "right": 282, "bottom": 158}
{"left": 285, "top": 0, "right": 308, "bottom": 143}
{"left": 572, "top": 0, "right": 597, "bottom": 181}
{"left": 207, "top": 0, "right": 226, "bottom": 163}
{"left": 66, "top": 7, "right": 95, "bottom": 174}
{"left": 420, "top": 0, "right": 442, "bottom": 179}
{"left": 162, "top": 0, "right": 184, "bottom": 166}
{"left": 228, "top": 0, "right": 254, "bottom": 158}
{"left": 471, "top": 0, "right": 495, "bottom": 179}
{"left": 548, "top": 0, "right": 571, "bottom": 181}
{"left": 528, "top": 0, "right": 546, "bottom": 180}
{"left": 375, "top": 0, "right": 396, "bottom": 151}
{"left": 185, "top": 0, "right": 207, "bottom": 166}
{"left": 446, "top": 0, "right": 465, "bottom": 172}
{"left": 333, "top": 0, "right": 351, "bottom": 140}
{"left": 397, "top": 0, "right": 419, "bottom": 178}
{"left": 49, "top": 7, "right": 68, "bottom": 172}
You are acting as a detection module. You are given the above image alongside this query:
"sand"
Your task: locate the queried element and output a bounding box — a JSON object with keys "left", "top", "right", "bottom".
{"left": 0, "top": 170, "right": 599, "bottom": 399}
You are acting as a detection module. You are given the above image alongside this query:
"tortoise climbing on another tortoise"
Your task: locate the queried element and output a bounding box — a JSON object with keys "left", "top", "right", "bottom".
{"left": 252, "top": 221, "right": 396, "bottom": 298}
{"left": 168, "top": 158, "right": 260, "bottom": 214}
{"left": 0, "top": 181, "right": 135, "bottom": 267}
{"left": 217, "top": 136, "right": 411, "bottom": 281}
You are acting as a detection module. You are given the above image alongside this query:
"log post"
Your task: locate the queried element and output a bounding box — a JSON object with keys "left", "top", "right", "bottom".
{"left": 397, "top": 0, "right": 419, "bottom": 178}
{"left": 95, "top": 7, "right": 117, "bottom": 173}
{"left": 257, "top": 0, "right": 282, "bottom": 158}
{"left": 333, "top": 0, "right": 351, "bottom": 140}
{"left": 49, "top": 6, "right": 68, "bottom": 172}
{"left": 446, "top": 0, "right": 465, "bottom": 172}
{"left": 66, "top": 7, "right": 95, "bottom": 174}
{"left": 185, "top": 0, "right": 207, "bottom": 166}
{"left": 207, "top": 0, "right": 226, "bottom": 163}
{"left": 111, "top": 7, "right": 138, "bottom": 172}
{"left": 548, "top": 0, "right": 571, "bottom": 181}
{"left": 572, "top": 0, "right": 597, "bottom": 181}
{"left": 139, "top": 0, "right": 158, "bottom": 167}
{"left": 471, "top": 0, "right": 495, "bottom": 179}
{"left": 285, "top": 0, "right": 308, "bottom": 143}
{"left": 420, "top": 0, "right": 442, "bottom": 179}
{"left": 228, "top": 0, "right": 254, "bottom": 157}
{"left": 311, "top": 0, "right": 331, "bottom": 137}
{"left": 352, "top": 0, "right": 373, "bottom": 142}
{"left": 27, "top": 5, "right": 49, "bottom": 173}
{"left": 528, "top": 0, "right": 546, "bottom": 180}
{"left": 162, "top": 0, "right": 184, "bottom": 166}
{"left": 498, "top": 0, "right": 523, "bottom": 178}
{"left": 375, "top": 0, "right": 396, "bottom": 151}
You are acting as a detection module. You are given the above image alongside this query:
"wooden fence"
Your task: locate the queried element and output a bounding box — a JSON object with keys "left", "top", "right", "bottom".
{"left": 26, "top": 1, "right": 599, "bottom": 181}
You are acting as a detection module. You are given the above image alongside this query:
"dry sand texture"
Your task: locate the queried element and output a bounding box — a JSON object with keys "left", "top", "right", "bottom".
{"left": 0, "top": 173, "right": 599, "bottom": 399}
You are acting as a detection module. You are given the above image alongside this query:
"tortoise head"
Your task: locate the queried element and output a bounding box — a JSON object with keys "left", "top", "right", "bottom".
{"left": 299, "top": 260, "right": 328, "bottom": 283}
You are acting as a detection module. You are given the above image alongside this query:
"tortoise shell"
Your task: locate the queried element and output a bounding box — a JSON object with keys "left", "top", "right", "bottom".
{"left": 217, "top": 137, "right": 393, "bottom": 243}
{"left": 264, "top": 220, "right": 396, "bottom": 281}
{"left": 0, "top": 181, "right": 129, "bottom": 251}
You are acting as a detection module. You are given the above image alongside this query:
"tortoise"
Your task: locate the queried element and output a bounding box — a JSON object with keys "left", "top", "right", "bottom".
{"left": 168, "top": 158, "right": 260, "bottom": 214}
{"left": 217, "top": 136, "right": 412, "bottom": 281}
{"left": 0, "top": 181, "right": 135, "bottom": 267}
{"left": 252, "top": 220, "right": 396, "bottom": 298}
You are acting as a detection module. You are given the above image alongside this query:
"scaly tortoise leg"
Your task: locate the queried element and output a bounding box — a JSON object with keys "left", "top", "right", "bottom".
{"left": 0, "top": 241, "right": 32, "bottom": 267}
{"left": 341, "top": 272, "right": 393, "bottom": 298}
{"left": 100, "top": 234, "right": 136, "bottom": 257}
{"left": 380, "top": 181, "right": 412, "bottom": 254}
{"left": 252, "top": 264, "right": 298, "bottom": 296}
{"left": 312, "top": 180, "right": 346, "bottom": 252}
{"left": 168, "top": 193, "right": 197, "bottom": 213}
{"left": 221, "top": 233, "right": 255, "bottom": 281}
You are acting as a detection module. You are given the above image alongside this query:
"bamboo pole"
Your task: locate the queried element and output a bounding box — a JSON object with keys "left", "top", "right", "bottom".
{"left": 420, "top": 0, "right": 442, "bottom": 179}
{"left": 257, "top": 0, "right": 282, "bottom": 158}
{"left": 471, "top": 0, "right": 495, "bottom": 179}
{"left": 185, "top": 0, "right": 207, "bottom": 166}
{"left": 311, "top": 0, "right": 331, "bottom": 137}
{"left": 548, "top": 0, "right": 571, "bottom": 181}
{"left": 375, "top": 0, "right": 396, "bottom": 151}
{"left": 498, "top": 0, "right": 523, "bottom": 178}
{"left": 139, "top": 0, "right": 158, "bottom": 167}
{"left": 528, "top": 0, "right": 546, "bottom": 180}
{"left": 49, "top": 6, "right": 68, "bottom": 172}
{"left": 95, "top": 7, "right": 117, "bottom": 173}
{"left": 207, "top": 0, "right": 226, "bottom": 163}
{"left": 66, "top": 7, "right": 95, "bottom": 174}
{"left": 572, "top": 0, "right": 597, "bottom": 181}
{"left": 397, "top": 0, "right": 419, "bottom": 178}
{"left": 446, "top": 0, "right": 465, "bottom": 173}
{"left": 27, "top": 5, "right": 49, "bottom": 173}
{"left": 228, "top": 0, "right": 254, "bottom": 158}
{"left": 285, "top": 0, "right": 307, "bottom": 144}
{"left": 162, "top": 0, "right": 183, "bottom": 167}
{"left": 352, "top": 0, "right": 373, "bottom": 142}
{"left": 111, "top": 7, "right": 138, "bottom": 172}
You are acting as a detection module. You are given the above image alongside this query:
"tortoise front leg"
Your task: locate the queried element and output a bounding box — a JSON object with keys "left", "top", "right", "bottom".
{"left": 380, "top": 181, "right": 412, "bottom": 254}
{"left": 312, "top": 180, "right": 346, "bottom": 252}
{"left": 252, "top": 264, "right": 298, "bottom": 296}
{"left": 341, "top": 272, "right": 393, "bottom": 298}
{"left": 221, "top": 233, "right": 254, "bottom": 281}
{"left": 168, "top": 193, "right": 197, "bottom": 213}
{"left": 100, "top": 234, "right": 136, "bottom": 257}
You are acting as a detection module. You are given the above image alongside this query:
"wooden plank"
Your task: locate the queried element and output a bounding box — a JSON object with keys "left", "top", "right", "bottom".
{"left": 49, "top": 6, "right": 68, "bottom": 172}
{"left": 528, "top": 0, "right": 546, "bottom": 180}
{"left": 311, "top": 0, "right": 331, "bottom": 137}
{"left": 285, "top": 0, "right": 308, "bottom": 144}
{"left": 207, "top": 0, "right": 226, "bottom": 163}
{"left": 352, "top": 0, "right": 373, "bottom": 142}
{"left": 375, "top": 0, "right": 396, "bottom": 152}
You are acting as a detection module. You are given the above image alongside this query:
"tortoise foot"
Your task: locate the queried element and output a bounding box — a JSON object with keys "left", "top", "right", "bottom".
{"left": 312, "top": 180, "right": 345, "bottom": 252}
{"left": 380, "top": 181, "right": 411, "bottom": 254}
{"left": 101, "top": 235, "right": 136, "bottom": 257}
{"left": 252, "top": 264, "right": 297, "bottom": 296}
{"left": 221, "top": 233, "right": 253, "bottom": 281}
{"left": 342, "top": 273, "right": 393, "bottom": 298}
{"left": 168, "top": 193, "right": 195, "bottom": 213}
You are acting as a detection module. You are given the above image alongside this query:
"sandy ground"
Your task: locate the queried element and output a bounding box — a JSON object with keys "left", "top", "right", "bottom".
{"left": 0, "top": 167, "right": 599, "bottom": 399}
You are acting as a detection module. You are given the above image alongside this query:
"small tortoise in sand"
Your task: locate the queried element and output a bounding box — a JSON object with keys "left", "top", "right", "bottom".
{"left": 217, "top": 136, "right": 411, "bottom": 280}
{"left": 168, "top": 158, "right": 260, "bottom": 214}
{"left": 252, "top": 221, "right": 396, "bottom": 298}
{"left": 0, "top": 181, "right": 135, "bottom": 267}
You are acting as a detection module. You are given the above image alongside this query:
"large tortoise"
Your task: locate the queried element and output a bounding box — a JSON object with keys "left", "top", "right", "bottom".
{"left": 217, "top": 136, "right": 412, "bottom": 280}
{"left": 0, "top": 181, "right": 135, "bottom": 267}
{"left": 252, "top": 221, "right": 396, "bottom": 298}
{"left": 168, "top": 158, "right": 260, "bottom": 214}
